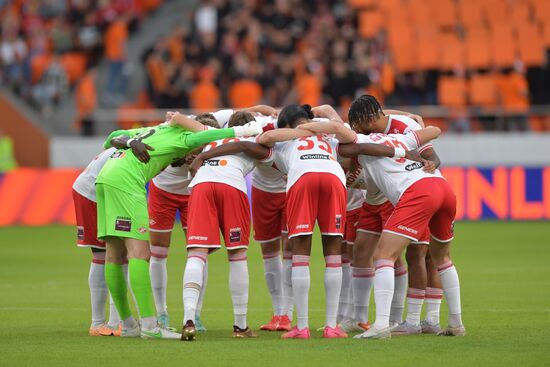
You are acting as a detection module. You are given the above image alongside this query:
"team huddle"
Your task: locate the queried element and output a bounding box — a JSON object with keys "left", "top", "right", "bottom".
{"left": 72, "top": 94, "right": 465, "bottom": 340}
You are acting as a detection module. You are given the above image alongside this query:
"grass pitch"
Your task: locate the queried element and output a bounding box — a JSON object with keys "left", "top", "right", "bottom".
{"left": 0, "top": 222, "right": 549, "bottom": 367}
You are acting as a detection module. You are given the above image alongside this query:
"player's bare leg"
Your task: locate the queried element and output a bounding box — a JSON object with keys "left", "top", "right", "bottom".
{"left": 321, "top": 235, "right": 347, "bottom": 338}
{"left": 259, "top": 239, "right": 286, "bottom": 331}
{"left": 149, "top": 231, "right": 171, "bottom": 327}
{"left": 228, "top": 248, "right": 257, "bottom": 338}
{"left": 390, "top": 255, "right": 408, "bottom": 329}
{"left": 422, "top": 252, "right": 443, "bottom": 333}
{"left": 355, "top": 232, "right": 409, "bottom": 339}
{"left": 282, "top": 235, "right": 312, "bottom": 339}
{"left": 181, "top": 248, "right": 208, "bottom": 341}
{"left": 428, "top": 239, "right": 465, "bottom": 336}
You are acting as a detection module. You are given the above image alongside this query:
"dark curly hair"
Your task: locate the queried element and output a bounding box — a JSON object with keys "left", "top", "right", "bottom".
{"left": 348, "top": 94, "right": 384, "bottom": 131}
{"left": 277, "top": 104, "right": 314, "bottom": 128}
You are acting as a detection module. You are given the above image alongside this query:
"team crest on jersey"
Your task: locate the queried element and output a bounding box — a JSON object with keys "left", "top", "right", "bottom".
{"left": 335, "top": 215, "right": 342, "bottom": 229}
{"left": 77, "top": 226, "right": 84, "bottom": 240}
{"left": 138, "top": 227, "right": 148, "bottom": 234}
{"left": 149, "top": 219, "right": 156, "bottom": 226}
{"left": 405, "top": 162, "right": 423, "bottom": 171}
{"left": 115, "top": 217, "right": 132, "bottom": 232}
{"left": 229, "top": 228, "right": 241, "bottom": 243}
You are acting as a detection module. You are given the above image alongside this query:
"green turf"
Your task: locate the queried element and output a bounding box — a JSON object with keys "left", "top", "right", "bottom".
{"left": 0, "top": 222, "right": 549, "bottom": 366}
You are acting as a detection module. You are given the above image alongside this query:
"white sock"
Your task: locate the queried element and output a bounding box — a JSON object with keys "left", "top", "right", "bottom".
{"left": 405, "top": 288, "right": 425, "bottom": 326}
{"left": 292, "top": 255, "right": 310, "bottom": 330}
{"left": 89, "top": 257, "right": 107, "bottom": 327}
{"left": 338, "top": 261, "right": 352, "bottom": 321}
{"left": 183, "top": 252, "right": 207, "bottom": 323}
{"left": 438, "top": 262, "right": 463, "bottom": 327}
{"left": 196, "top": 261, "right": 208, "bottom": 318}
{"left": 107, "top": 293, "right": 121, "bottom": 328}
{"left": 373, "top": 260, "right": 395, "bottom": 330}
{"left": 149, "top": 245, "right": 169, "bottom": 315}
{"left": 122, "top": 315, "right": 138, "bottom": 330}
{"left": 228, "top": 252, "right": 249, "bottom": 329}
{"left": 263, "top": 250, "right": 284, "bottom": 315}
{"left": 141, "top": 316, "right": 157, "bottom": 330}
{"left": 425, "top": 287, "right": 443, "bottom": 325}
{"left": 352, "top": 267, "right": 375, "bottom": 323}
{"left": 390, "top": 265, "right": 408, "bottom": 323}
{"left": 282, "top": 253, "right": 294, "bottom": 319}
{"left": 324, "top": 255, "right": 342, "bottom": 328}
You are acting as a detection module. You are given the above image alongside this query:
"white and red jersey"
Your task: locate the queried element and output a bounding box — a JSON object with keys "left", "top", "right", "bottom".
{"left": 384, "top": 115, "right": 433, "bottom": 153}
{"left": 73, "top": 148, "right": 116, "bottom": 202}
{"left": 251, "top": 114, "right": 286, "bottom": 193}
{"left": 152, "top": 165, "right": 192, "bottom": 195}
{"left": 268, "top": 134, "right": 346, "bottom": 191}
{"left": 189, "top": 136, "right": 259, "bottom": 195}
{"left": 347, "top": 188, "right": 365, "bottom": 211}
{"left": 356, "top": 132, "right": 443, "bottom": 205}
{"left": 343, "top": 158, "right": 388, "bottom": 206}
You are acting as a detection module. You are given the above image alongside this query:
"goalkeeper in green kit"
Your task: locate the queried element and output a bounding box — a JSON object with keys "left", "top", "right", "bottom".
{"left": 96, "top": 112, "right": 264, "bottom": 339}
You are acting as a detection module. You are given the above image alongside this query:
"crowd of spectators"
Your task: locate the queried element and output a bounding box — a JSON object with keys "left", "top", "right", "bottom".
{"left": 143, "top": 0, "right": 550, "bottom": 131}
{"left": 0, "top": 0, "right": 160, "bottom": 119}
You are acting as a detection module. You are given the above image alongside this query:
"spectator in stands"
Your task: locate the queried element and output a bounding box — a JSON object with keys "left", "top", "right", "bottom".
{"left": 497, "top": 66, "right": 530, "bottom": 131}
{"left": 31, "top": 55, "right": 68, "bottom": 116}
{"left": 0, "top": 27, "right": 27, "bottom": 92}
{"left": 103, "top": 16, "right": 129, "bottom": 103}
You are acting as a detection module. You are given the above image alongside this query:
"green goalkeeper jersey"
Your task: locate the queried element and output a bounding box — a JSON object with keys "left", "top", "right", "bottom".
{"left": 96, "top": 124, "right": 237, "bottom": 194}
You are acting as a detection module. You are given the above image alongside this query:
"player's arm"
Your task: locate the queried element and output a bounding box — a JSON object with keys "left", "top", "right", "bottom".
{"left": 185, "top": 122, "right": 263, "bottom": 150}
{"left": 311, "top": 104, "right": 344, "bottom": 123}
{"left": 420, "top": 147, "right": 441, "bottom": 173}
{"left": 412, "top": 126, "right": 441, "bottom": 146}
{"left": 169, "top": 112, "right": 209, "bottom": 132}
{"left": 189, "top": 141, "right": 270, "bottom": 176}
{"left": 246, "top": 105, "right": 278, "bottom": 116}
{"left": 256, "top": 128, "right": 314, "bottom": 147}
{"left": 383, "top": 109, "right": 425, "bottom": 127}
{"left": 103, "top": 127, "right": 147, "bottom": 148}
{"left": 338, "top": 142, "right": 425, "bottom": 163}
{"left": 297, "top": 121, "right": 355, "bottom": 143}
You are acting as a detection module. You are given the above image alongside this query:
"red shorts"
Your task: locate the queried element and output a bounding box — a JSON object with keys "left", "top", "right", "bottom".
{"left": 148, "top": 181, "right": 189, "bottom": 232}
{"left": 251, "top": 187, "right": 287, "bottom": 242}
{"left": 344, "top": 207, "right": 362, "bottom": 244}
{"left": 357, "top": 200, "right": 394, "bottom": 235}
{"left": 384, "top": 177, "right": 456, "bottom": 243}
{"left": 186, "top": 182, "right": 250, "bottom": 250}
{"left": 286, "top": 172, "right": 346, "bottom": 239}
{"left": 72, "top": 189, "right": 105, "bottom": 249}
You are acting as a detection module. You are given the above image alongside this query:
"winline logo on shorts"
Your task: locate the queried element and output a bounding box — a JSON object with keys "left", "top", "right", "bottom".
{"left": 300, "top": 154, "right": 330, "bottom": 160}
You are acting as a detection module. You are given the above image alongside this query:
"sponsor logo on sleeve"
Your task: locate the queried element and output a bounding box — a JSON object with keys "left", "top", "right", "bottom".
{"left": 115, "top": 217, "right": 132, "bottom": 232}
{"left": 110, "top": 151, "right": 126, "bottom": 159}
{"left": 229, "top": 227, "right": 241, "bottom": 243}
{"left": 77, "top": 226, "right": 84, "bottom": 241}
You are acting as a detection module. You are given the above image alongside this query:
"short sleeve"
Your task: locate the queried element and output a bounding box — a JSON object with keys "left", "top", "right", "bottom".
{"left": 396, "top": 131, "right": 420, "bottom": 150}
{"left": 212, "top": 109, "right": 235, "bottom": 128}
{"left": 355, "top": 133, "right": 372, "bottom": 144}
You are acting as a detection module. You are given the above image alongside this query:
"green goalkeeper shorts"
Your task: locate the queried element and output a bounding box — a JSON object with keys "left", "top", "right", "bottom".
{"left": 96, "top": 183, "right": 150, "bottom": 241}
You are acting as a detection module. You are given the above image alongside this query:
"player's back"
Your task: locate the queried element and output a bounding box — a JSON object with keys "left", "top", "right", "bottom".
{"left": 190, "top": 136, "right": 257, "bottom": 195}
{"left": 274, "top": 134, "right": 345, "bottom": 190}
{"left": 73, "top": 147, "right": 116, "bottom": 201}
{"left": 356, "top": 132, "right": 442, "bottom": 205}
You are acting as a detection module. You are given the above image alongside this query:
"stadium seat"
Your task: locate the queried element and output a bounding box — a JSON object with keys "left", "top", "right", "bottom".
{"left": 388, "top": 24, "right": 415, "bottom": 71}
{"left": 458, "top": 0, "right": 485, "bottom": 28}
{"left": 465, "top": 28, "right": 492, "bottom": 69}
{"left": 490, "top": 24, "right": 517, "bottom": 68}
{"left": 541, "top": 21, "right": 550, "bottom": 47}
{"left": 439, "top": 33, "right": 465, "bottom": 71}
{"left": 61, "top": 52, "right": 87, "bottom": 85}
{"left": 438, "top": 75, "right": 467, "bottom": 108}
{"left": 533, "top": 0, "right": 550, "bottom": 22}
{"left": 296, "top": 73, "right": 322, "bottom": 106}
{"left": 484, "top": 0, "right": 511, "bottom": 27}
{"left": 517, "top": 23, "right": 544, "bottom": 66}
{"left": 347, "top": 0, "right": 378, "bottom": 9}
{"left": 358, "top": 9, "right": 384, "bottom": 38}
{"left": 432, "top": 0, "right": 457, "bottom": 28}
{"left": 510, "top": 0, "right": 533, "bottom": 25}
{"left": 469, "top": 73, "right": 498, "bottom": 107}
{"left": 229, "top": 79, "right": 263, "bottom": 109}
{"left": 416, "top": 26, "right": 440, "bottom": 70}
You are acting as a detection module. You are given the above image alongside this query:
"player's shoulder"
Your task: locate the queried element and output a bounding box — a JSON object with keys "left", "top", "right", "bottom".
{"left": 387, "top": 114, "right": 421, "bottom": 134}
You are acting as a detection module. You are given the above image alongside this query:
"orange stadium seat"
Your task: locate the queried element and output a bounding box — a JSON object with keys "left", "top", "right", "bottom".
{"left": 432, "top": 0, "right": 457, "bottom": 29}
{"left": 517, "top": 23, "right": 544, "bottom": 66}
{"left": 438, "top": 75, "right": 467, "bottom": 108}
{"left": 416, "top": 26, "right": 440, "bottom": 70}
{"left": 484, "top": 0, "right": 511, "bottom": 27}
{"left": 490, "top": 24, "right": 517, "bottom": 68}
{"left": 358, "top": 9, "right": 384, "bottom": 38}
{"left": 533, "top": 0, "right": 550, "bottom": 22}
{"left": 440, "top": 33, "right": 465, "bottom": 70}
{"left": 511, "top": 0, "right": 533, "bottom": 24}
{"left": 384, "top": 0, "right": 410, "bottom": 28}
{"left": 409, "top": 0, "right": 435, "bottom": 26}
{"left": 296, "top": 73, "right": 322, "bottom": 106}
{"left": 381, "top": 62, "right": 396, "bottom": 95}
{"left": 347, "top": 0, "right": 378, "bottom": 9}
{"left": 469, "top": 73, "right": 498, "bottom": 107}
{"left": 388, "top": 23, "right": 415, "bottom": 71}
{"left": 229, "top": 79, "right": 263, "bottom": 109}
{"left": 458, "top": 0, "right": 485, "bottom": 28}
{"left": 465, "top": 29, "right": 492, "bottom": 69}
{"left": 190, "top": 80, "right": 220, "bottom": 111}
{"left": 61, "top": 52, "right": 87, "bottom": 85}
{"left": 543, "top": 21, "right": 550, "bottom": 47}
